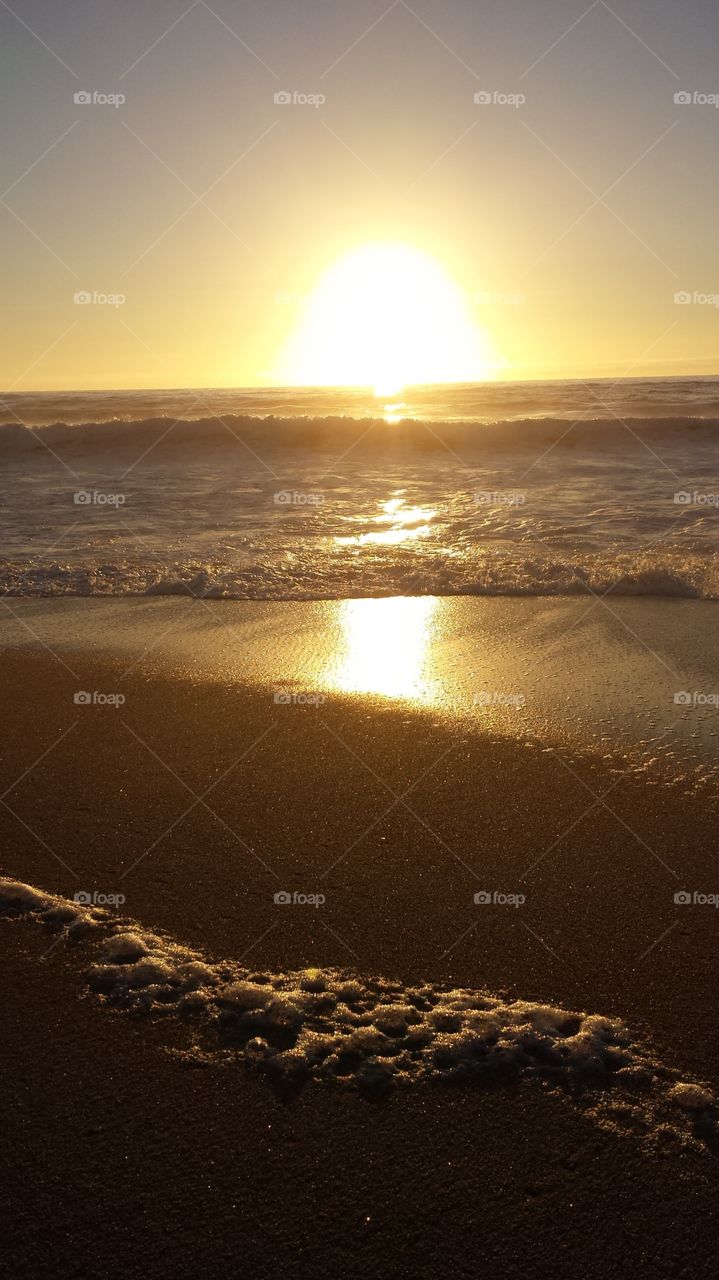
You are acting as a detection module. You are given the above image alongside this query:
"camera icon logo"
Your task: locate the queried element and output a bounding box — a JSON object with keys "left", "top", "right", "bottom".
{"left": 274, "top": 91, "right": 292, "bottom": 105}
{"left": 74, "top": 291, "right": 93, "bottom": 305}
{"left": 74, "top": 91, "right": 92, "bottom": 105}
{"left": 674, "top": 291, "right": 692, "bottom": 305}
{"left": 674, "top": 91, "right": 692, "bottom": 105}
{"left": 74, "top": 690, "right": 92, "bottom": 705}
{"left": 674, "top": 691, "right": 693, "bottom": 705}
{"left": 673, "top": 491, "right": 692, "bottom": 505}
{"left": 73, "top": 489, "right": 92, "bottom": 505}
{"left": 274, "top": 491, "right": 293, "bottom": 505}
{"left": 473, "top": 890, "right": 492, "bottom": 905}
{"left": 474, "top": 91, "right": 492, "bottom": 105}
{"left": 273, "top": 692, "right": 292, "bottom": 704}
{"left": 674, "top": 890, "right": 692, "bottom": 905}
{"left": 73, "top": 890, "right": 93, "bottom": 904}
{"left": 274, "top": 890, "right": 292, "bottom": 904}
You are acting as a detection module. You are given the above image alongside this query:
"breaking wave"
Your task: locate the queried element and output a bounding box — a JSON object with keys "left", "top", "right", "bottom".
{"left": 3, "top": 413, "right": 719, "bottom": 461}
{"left": 0, "top": 551, "right": 715, "bottom": 600}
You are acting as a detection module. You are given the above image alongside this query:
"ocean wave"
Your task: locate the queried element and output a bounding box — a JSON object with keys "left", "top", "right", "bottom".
{"left": 0, "top": 551, "right": 715, "bottom": 600}
{"left": 1, "top": 874, "right": 716, "bottom": 1149}
{"left": 4, "top": 382, "right": 718, "bottom": 604}
{"left": 3, "top": 413, "right": 719, "bottom": 461}
{"left": 4, "top": 376, "right": 719, "bottom": 429}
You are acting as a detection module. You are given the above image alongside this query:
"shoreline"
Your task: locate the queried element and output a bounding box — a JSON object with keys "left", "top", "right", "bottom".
{"left": 2, "top": 594, "right": 719, "bottom": 769}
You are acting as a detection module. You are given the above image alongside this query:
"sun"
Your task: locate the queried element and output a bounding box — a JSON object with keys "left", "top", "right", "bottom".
{"left": 276, "top": 243, "right": 499, "bottom": 395}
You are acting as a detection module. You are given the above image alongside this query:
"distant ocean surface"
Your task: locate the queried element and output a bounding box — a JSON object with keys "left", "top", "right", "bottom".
{"left": 2, "top": 378, "right": 718, "bottom": 600}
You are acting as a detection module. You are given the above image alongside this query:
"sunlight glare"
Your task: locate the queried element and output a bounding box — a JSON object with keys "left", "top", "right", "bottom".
{"left": 328, "top": 596, "right": 439, "bottom": 700}
{"left": 335, "top": 495, "right": 437, "bottom": 547}
{"left": 277, "top": 243, "right": 499, "bottom": 395}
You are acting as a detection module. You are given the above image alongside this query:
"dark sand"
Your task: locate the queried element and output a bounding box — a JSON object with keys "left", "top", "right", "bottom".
{"left": 5, "top": 925, "right": 719, "bottom": 1280}
{"left": 3, "top": 639, "right": 719, "bottom": 1277}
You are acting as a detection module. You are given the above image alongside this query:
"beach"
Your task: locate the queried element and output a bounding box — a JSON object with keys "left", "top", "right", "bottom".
{"left": 3, "top": 597, "right": 719, "bottom": 1276}
{"left": 5, "top": 0, "right": 719, "bottom": 1267}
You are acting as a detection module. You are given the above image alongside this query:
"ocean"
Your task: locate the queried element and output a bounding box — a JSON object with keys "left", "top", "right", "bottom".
{"left": 2, "top": 376, "right": 718, "bottom": 600}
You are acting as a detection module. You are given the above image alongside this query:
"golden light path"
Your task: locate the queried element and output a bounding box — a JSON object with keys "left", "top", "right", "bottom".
{"left": 327, "top": 596, "right": 440, "bottom": 701}
{"left": 323, "top": 494, "right": 441, "bottom": 699}
{"left": 277, "top": 242, "right": 498, "bottom": 395}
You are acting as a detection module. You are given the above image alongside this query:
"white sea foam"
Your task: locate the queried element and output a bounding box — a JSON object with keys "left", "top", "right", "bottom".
{"left": 1, "top": 875, "right": 716, "bottom": 1149}
{"left": 0, "top": 553, "right": 714, "bottom": 601}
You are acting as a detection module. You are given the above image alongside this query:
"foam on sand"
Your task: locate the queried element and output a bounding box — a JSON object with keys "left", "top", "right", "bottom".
{"left": 2, "top": 875, "right": 716, "bottom": 1150}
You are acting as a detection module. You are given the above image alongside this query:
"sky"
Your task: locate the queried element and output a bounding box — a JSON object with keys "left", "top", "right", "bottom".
{"left": 1, "top": 0, "right": 719, "bottom": 391}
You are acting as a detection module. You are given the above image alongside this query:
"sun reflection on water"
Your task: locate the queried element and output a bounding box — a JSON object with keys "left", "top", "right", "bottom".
{"left": 335, "top": 525, "right": 432, "bottom": 547}
{"left": 335, "top": 496, "right": 437, "bottom": 547}
{"left": 381, "top": 401, "right": 406, "bottom": 423}
{"left": 327, "top": 596, "right": 439, "bottom": 701}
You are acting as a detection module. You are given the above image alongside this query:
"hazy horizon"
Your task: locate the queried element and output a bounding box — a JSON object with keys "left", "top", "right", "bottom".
{"left": 7, "top": 366, "right": 719, "bottom": 399}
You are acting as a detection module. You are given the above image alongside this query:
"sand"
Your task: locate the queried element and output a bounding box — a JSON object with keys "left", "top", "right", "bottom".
{"left": 5, "top": 923, "right": 719, "bottom": 1280}
{"left": 2, "top": 598, "right": 719, "bottom": 1277}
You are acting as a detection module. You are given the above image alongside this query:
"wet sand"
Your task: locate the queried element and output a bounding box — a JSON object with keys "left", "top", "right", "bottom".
{"left": 2, "top": 596, "right": 719, "bottom": 768}
{"left": 2, "top": 601, "right": 719, "bottom": 1276}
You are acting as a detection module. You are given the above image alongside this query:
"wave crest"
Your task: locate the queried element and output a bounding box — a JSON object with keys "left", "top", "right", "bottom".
{"left": 0, "top": 551, "right": 713, "bottom": 600}
{"left": 3, "top": 413, "right": 719, "bottom": 461}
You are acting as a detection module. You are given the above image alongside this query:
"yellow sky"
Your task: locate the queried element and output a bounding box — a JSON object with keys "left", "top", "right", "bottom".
{"left": 2, "top": 0, "right": 718, "bottom": 391}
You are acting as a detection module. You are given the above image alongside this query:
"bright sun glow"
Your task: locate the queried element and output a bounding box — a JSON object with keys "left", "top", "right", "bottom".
{"left": 277, "top": 243, "right": 499, "bottom": 395}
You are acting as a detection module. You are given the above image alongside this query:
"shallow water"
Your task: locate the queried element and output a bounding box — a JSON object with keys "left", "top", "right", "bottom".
{"left": 1, "top": 378, "right": 718, "bottom": 600}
